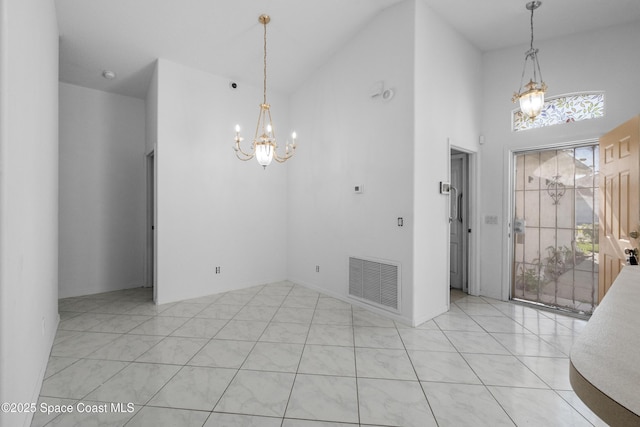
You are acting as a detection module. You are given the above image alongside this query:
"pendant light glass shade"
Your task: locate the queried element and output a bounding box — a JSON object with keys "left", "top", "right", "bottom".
{"left": 518, "top": 79, "right": 546, "bottom": 119}
{"left": 255, "top": 142, "right": 274, "bottom": 167}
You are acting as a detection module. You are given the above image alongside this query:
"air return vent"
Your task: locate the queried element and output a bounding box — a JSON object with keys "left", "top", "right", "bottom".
{"left": 349, "top": 257, "right": 400, "bottom": 312}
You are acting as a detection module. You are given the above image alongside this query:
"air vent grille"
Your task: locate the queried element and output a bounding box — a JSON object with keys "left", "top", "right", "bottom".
{"left": 349, "top": 257, "right": 399, "bottom": 312}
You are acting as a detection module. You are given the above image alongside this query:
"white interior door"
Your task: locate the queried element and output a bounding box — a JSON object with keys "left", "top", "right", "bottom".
{"left": 450, "top": 153, "right": 468, "bottom": 291}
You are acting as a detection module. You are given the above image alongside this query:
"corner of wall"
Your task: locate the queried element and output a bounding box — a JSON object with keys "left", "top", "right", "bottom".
{"left": 0, "top": 0, "right": 59, "bottom": 425}
{"left": 412, "top": 0, "right": 483, "bottom": 323}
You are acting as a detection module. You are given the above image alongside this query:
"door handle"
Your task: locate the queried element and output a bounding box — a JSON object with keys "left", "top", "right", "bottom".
{"left": 450, "top": 186, "right": 458, "bottom": 223}
{"left": 630, "top": 230, "right": 639, "bottom": 239}
{"left": 625, "top": 248, "right": 638, "bottom": 265}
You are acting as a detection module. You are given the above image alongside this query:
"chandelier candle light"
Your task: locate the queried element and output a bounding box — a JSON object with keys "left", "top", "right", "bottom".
{"left": 234, "top": 14, "right": 297, "bottom": 169}
{"left": 512, "top": 1, "right": 547, "bottom": 120}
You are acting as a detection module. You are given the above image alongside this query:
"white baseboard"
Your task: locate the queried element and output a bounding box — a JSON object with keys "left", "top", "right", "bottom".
{"left": 25, "top": 313, "right": 59, "bottom": 427}
{"left": 412, "top": 305, "right": 448, "bottom": 327}
{"left": 288, "top": 278, "right": 415, "bottom": 327}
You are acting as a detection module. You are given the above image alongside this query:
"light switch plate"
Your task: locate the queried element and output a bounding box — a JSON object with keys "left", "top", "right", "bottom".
{"left": 485, "top": 215, "right": 498, "bottom": 225}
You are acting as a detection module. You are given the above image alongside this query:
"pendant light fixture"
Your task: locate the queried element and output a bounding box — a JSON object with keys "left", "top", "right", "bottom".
{"left": 512, "top": 1, "right": 547, "bottom": 120}
{"left": 233, "top": 14, "right": 297, "bottom": 169}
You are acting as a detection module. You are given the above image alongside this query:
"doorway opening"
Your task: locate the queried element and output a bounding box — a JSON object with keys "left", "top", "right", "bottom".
{"left": 511, "top": 143, "right": 599, "bottom": 314}
{"left": 450, "top": 149, "right": 469, "bottom": 293}
{"left": 146, "top": 151, "right": 156, "bottom": 303}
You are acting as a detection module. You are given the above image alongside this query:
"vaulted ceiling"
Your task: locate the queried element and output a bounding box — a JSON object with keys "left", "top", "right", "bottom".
{"left": 55, "top": 0, "right": 640, "bottom": 99}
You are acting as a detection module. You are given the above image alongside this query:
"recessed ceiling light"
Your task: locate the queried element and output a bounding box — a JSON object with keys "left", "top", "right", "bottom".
{"left": 102, "top": 70, "right": 116, "bottom": 80}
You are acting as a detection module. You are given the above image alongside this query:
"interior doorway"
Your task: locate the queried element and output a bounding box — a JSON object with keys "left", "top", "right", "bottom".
{"left": 146, "top": 151, "right": 156, "bottom": 303}
{"left": 450, "top": 150, "right": 469, "bottom": 293}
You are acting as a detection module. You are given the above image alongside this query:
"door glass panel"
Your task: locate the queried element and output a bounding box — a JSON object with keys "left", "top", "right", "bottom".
{"left": 512, "top": 144, "right": 599, "bottom": 314}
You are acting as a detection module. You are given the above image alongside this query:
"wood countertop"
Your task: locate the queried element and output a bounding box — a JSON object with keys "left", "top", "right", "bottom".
{"left": 570, "top": 265, "right": 640, "bottom": 426}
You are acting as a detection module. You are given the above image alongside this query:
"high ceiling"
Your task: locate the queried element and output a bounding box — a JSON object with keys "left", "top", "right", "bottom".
{"left": 55, "top": 0, "right": 640, "bottom": 99}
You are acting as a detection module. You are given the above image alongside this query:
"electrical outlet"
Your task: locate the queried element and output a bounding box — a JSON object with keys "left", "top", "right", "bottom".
{"left": 315, "top": 265, "right": 320, "bottom": 273}
{"left": 215, "top": 266, "right": 221, "bottom": 274}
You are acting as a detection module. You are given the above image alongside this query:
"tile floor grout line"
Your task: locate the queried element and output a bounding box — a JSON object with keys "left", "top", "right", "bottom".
{"left": 451, "top": 294, "right": 520, "bottom": 426}
{"left": 482, "top": 383, "right": 521, "bottom": 426}
{"left": 280, "top": 285, "right": 320, "bottom": 425}
{"left": 350, "top": 305, "right": 363, "bottom": 427}
{"left": 397, "top": 318, "right": 441, "bottom": 427}
{"left": 447, "top": 300, "right": 534, "bottom": 427}
{"left": 128, "top": 285, "right": 269, "bottom": 426}
{"left": 553, "top": 389, "right": 600, "bottom": 427}
{"left": 203, "top": 284, "right": 274, "bottom": 417}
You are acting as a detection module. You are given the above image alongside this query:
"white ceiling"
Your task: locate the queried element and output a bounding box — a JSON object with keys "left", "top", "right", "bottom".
{"left": 55, "top": 0, "right": 640, "bottom": 99}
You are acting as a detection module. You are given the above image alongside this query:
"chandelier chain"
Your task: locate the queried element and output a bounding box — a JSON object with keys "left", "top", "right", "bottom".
{"left": 263, "top": 18, "right": 267, "bottom": 105}
{"left": 530, "top": 5, "right": 535, "bottom": 50}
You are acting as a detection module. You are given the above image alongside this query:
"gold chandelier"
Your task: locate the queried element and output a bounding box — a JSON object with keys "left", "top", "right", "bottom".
{"left": 234, "top": 14, "right": 297, "bottom": 169}
{"left": 512, "top": 1, "right": 547, "bottom": 120}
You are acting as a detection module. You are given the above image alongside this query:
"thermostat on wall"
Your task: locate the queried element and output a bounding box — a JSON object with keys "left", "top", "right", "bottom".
{"left": 440, "top": 181, "right": 450, "bottom": 194}
{"left": 354, "top": 185, "right": 364, "bottom": 194}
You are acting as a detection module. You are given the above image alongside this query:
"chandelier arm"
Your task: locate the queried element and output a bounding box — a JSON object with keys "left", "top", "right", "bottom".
{"left": 235, "top": 151, "right": 255, "bottom": 161}
{"left": 273, "top": 152, "right": 294, "bottom": 163}
{"left": 272, "top": 147, "right": 285, "bottom": 162}
{"left": 273, "top": 142, "right": 296, "bottom": 162}
{"left": 235, "top": 148, "right": 256, "bottom": 160}
{"left": 235, "top": 140, "right": 257, "bottom": 159}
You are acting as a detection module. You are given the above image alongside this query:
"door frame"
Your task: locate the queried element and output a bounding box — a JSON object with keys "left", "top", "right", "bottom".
{"left": 448, "top": 144, "right": 479, "bottom": 296}
{"left": 503, "top": 138, "right": 599, "bottom": 302}
{"left": 146, "top": 150, "right": 156, "bottom": 302}
{"left": 450, "top": 151, "right": 469, "bottom": 292}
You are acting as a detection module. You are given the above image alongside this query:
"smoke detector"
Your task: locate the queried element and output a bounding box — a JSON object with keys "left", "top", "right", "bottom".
{"left": 102, "top": 70, "right": 117, "bottom": 80}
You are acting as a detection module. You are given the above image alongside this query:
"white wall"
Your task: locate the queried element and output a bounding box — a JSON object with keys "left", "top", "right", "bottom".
{"left": 58, "top": 83, "right": 146, "bottom": 298}
{"left": 288, "top": 1, "right": 416, "bottom": 323}
{"left": 413, "top": 0, "right": 482, "bottom": 323}
{"left": 480, "top": 21, "right": 640, "bottom": 299}
{"left": 0, "top": 0, "right": 59, "bottom": 425}
{"left": 154, "top": 59, "right": 289, "bottom": 304}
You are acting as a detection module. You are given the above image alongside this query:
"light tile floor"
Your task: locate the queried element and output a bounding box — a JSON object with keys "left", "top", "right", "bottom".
{"left": 32, "top": 284, "right": 608, "bottom": 427}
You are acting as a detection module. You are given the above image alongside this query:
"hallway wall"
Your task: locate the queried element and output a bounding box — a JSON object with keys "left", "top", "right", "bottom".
{"left": 0, "top": 0, "right": 59, "bottom": 425}
{"left": 58, "top": 83, "right": 147, "bottom": 298}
